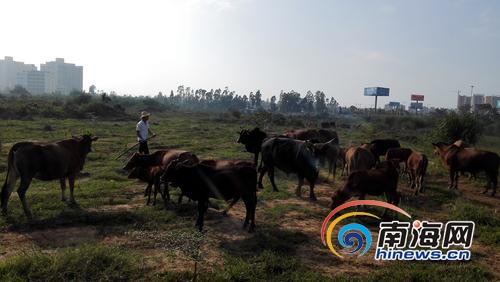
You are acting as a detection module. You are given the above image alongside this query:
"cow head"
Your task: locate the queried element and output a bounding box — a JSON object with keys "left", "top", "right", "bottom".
{"left": 237, "top": 127, "right": 267, "bottom": 153}
{"left": 123, "top": 152, "right": 141, "bottom": 170}
{"left": 432, "top": 142, "right": 449, "bottom": 157}
{"left": 76, "top": 134, "right": 98, "bottom": 155}
{"left": 329, "top": 190, "right": 349, "bottom": 210}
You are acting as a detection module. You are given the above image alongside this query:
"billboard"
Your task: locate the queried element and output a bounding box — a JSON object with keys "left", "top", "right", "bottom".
{"left": 388, "top": 102, "right": 400, "bottom": 107}
{"left": 410, "top": 102, "right": 423, "bottom": 110}
{"left": 411, "top": 94, "right": 424, "bottom": 101}
{"left": 497, "top": 100, "right": 500, "bottom": 109}
{"left": 364, "top": 87, "right": 390, "bottom": 96}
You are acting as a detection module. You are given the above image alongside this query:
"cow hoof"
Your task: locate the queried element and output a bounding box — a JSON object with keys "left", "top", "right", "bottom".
{"left": 482, "top": 190, "right": 488, "bottom": 194}
{"left": 490, "top": 192, "right": 496, "bottom": 197}
{"left": 248, "top": 225, "right": 255, "bottom": 233}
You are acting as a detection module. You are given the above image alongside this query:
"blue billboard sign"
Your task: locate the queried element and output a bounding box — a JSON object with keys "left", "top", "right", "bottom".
{"left": 364, "top": 87, "right": 390, "bottom": 96}
{"left": 410, "top": 102, "right": 423, "bottom": 110}
{"left": 388, "top": 101, "right": 400, "bottom": 107}
{"left": 497, "top": 100, "right": 500, "bottom": 109}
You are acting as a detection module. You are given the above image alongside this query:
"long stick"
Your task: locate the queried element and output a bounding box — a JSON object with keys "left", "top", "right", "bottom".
{"left": 115, "top": 135, "right": 157, "bottom": 160}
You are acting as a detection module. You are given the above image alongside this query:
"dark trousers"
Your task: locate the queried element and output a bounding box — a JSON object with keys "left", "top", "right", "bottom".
{"left": 138, "top": 141, "right": 149, "bottom": 154}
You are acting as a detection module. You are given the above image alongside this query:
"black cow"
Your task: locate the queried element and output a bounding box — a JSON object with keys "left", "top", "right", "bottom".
{"left": 162, "top": 160, "right": 257, "bottom": 232}
{"left": 258, "top": 137, "right": 319, "bottom": 200}
{"left": 237, "top": 127, "right": 268, "bottom": 166}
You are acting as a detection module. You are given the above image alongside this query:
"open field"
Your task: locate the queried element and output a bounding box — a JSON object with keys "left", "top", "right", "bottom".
{"left": 0, "top": 112, "right": 499, "bottom": 281}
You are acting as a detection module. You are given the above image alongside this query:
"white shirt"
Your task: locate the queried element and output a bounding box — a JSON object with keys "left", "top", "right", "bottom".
{"left": 136, "top": 120, "right": 149, "bottom": 141}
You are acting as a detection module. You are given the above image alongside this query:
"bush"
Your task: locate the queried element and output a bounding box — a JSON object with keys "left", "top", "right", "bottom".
{"left": 432, "top": 112, "right": 484, "bottom": 144}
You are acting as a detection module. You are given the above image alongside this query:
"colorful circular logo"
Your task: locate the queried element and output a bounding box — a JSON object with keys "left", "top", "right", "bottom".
{"left": 321, "top": 200, "right": 411, "bottom": 258}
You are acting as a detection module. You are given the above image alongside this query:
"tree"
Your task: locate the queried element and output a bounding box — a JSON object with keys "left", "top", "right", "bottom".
{"left": 89, "top": 85, "right": 96, "bottom": 94}
{"left": 255, "top": 90, "right": 262, "bottom": 109}
{"left": 270, "top": 95, "right": 278, "bottom": 112}
{"left": 10, "top": 85, "right": 30, "bottom": 96}
{"left": 315, "top": 91, "right": 328, "bottom": 114}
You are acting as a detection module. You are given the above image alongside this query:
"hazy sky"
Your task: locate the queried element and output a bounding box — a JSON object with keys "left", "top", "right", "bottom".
{"left": 1, "top": 0, "right": 499, "bottom": 108}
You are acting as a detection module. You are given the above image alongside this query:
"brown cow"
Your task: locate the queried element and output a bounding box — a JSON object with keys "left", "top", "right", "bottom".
{"left": 313, "top": 139, "right": 341, "bottom": 182}
{"left": 330, "top": 161, "right": 400, "bottom": 216}
{"left": 345, "top": 146, "right": 376, "bottom": 175}
{"left": 123, "top": 150, "right": 199, "bottom": 203}
{"left": 1, "top": 135, "right": 98, "bottom": 217}
{"left": 406, "top": 152, "right": 428, "bottom": 195}
{"left": 432, "top": 142, "right": 499, "bottom": 195}
{"left": 339, "top": 147, "right": 348, "bottom": 176}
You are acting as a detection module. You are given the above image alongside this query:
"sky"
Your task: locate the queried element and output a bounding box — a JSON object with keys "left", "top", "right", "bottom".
{"left": 1, "top": 0, "right": 499, "bottom": 108}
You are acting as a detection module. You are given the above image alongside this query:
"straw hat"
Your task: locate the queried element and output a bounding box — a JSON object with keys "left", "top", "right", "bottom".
{"left": 140, "top": 111, "right": 151, "bottom": 118}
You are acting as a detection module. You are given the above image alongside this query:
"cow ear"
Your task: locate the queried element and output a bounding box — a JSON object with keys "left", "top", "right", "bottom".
{"left": 92, "top": 136, "right": 99, "bottom": 141}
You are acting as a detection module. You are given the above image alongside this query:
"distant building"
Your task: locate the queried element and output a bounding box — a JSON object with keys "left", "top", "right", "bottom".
{"left": 484, "top": 95, "right": 500, "bottom": 109}
{"left": 0, "top": 56, "right": 37, "bottom": 92}
{"left": 472, "top": 94, "right": 485, "bottom": 111}
{"left": 41, "top": 58, "right": 83, "bottom": 94}
{"left": 16, "top": 70, "right": 46, "bottom": 95}
{"left": 457, "top": 94, "right": 471, "bottom": 109}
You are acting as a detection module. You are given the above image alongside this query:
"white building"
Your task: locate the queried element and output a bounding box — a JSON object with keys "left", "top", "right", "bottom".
{"left": 16, "top": 70, "right": 46, "bottom": 95}
{"left": 41, "top": 58, "right": 83, "bottom": 94}
{"left": 0, "top": 56, "right": 37, "bottom": 92}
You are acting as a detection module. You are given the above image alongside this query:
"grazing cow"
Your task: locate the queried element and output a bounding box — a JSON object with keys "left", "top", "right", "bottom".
{"left": 345, "top": 146, "right": 376, "bottom": 175}
{"left": 237, "top": 127, "right": 268, "bottom": 166}
{"left": 385, "top": 147, "right": 413, "bottom": 173}
{"left": 368, "top": 139, "right": 401, "bottom": 162}
{"left": 162, "top": 160, "right": 257, "bottom": 232}
{"left": 432, "top": 142, "right": 499, "bottom": 195}
{"left": 282, "top": 129, "right": 339, "bottom": 144}
{"left": 406, "top": 152, "right": 428, "bottom": 195}
{"left": 312, "top": 139, "right": 341, "bottom": 181}
{"left": 330, "top": 161, "right": 400, "bottom": 216}
{"left": 128, "top": 166, "right": 165, "bottom": 205}
{"left": 123, "top": 150, "right": 199, "bottom": 203}
{"left": 1, "top": 135, "right": 98, "bottom": 217}
{"left": 258, "top": 137, "right": 319, "bottom": 200}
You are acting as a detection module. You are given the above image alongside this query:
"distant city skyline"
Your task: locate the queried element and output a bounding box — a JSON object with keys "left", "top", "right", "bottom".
{"left": 1, "top": 0, "right": 499, "bottom": 108}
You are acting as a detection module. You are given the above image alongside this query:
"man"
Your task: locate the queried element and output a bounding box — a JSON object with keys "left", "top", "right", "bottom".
{"left": 136, "top": 111, "right": 156, "bottom": 154}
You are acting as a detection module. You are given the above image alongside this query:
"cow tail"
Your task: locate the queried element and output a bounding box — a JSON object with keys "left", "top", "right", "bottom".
{"left": 1, "top": 146, "right": 18, "bottom": 208}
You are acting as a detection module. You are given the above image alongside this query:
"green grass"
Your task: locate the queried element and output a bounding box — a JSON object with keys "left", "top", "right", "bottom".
{"left": 0, "top": 112, "right": 498, "bottom": 280}
{"left": 0, "top": 244, "right": 146, "bottom": 281}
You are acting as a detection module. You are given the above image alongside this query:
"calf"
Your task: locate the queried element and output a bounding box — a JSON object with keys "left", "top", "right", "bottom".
{"left": 128, "top": 166, "right": 165, "bottom": 205}
{"left": 162, "top": 160, "right": 257, "bottom": 232}
{"left": 406, "top": 152, "right": 428, "bottom": 195}
{"left": 329, "top": 161, "right": 400, "bottom": 217}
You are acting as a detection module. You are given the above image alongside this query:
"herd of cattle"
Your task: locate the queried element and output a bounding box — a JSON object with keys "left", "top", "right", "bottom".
{"left": 0, "top": 129, "right": 498, "bottom": 232}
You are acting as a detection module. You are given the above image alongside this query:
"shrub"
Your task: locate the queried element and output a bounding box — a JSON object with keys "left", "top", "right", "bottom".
{"left": 432, "top": 112, "right": 484, "bottom": 144}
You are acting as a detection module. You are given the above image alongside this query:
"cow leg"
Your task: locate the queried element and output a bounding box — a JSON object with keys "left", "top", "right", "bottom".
{"left": 257, "top": 165, "right": 267, "bottom": 190}
{"left": 68, "top": 175, "right": 77, "bottom": 204}
{"left": 268, "top": 167, "right": 279, "bottom": 192}
{"left": 448, "top": 169, "right": 455, "bottom": 190}
{"left": 309, "top": 181, "right": 317, "bottom": 201}
{"left": 222, "top": 197, "right": 239, "bottom": 216}
{"left": 295, "top": 176, "right": 304, "bottom": 197}
{"left": 145, "top": 183, "right": 152, "bottom": 205}
{"left": 332, "top": 160, "right": 337, "bottom": 182}
{"left": 242, "top": 193, "right": 256, "bottom": 233}
{"left": 1, "top": 170, "right": 18, "bottom": 215}
{"left": 453, "top": 171, "right": 459, "bottom": 190}
{"left": 152, "top": 179, "right": 160, "bottom": 206}
{"left": 17, "top": 177, "right": 33, "bottom": 219}
{"left": 253, "top": 153, "right": 259, "bottom": 167}
{"left": 196, "top": 200, "right": 208, "bottom": 232}
{"left": 59, "top": 178, "right": 67, "bottom": 202}
{"left": 491, "top": 174, "right": 497, "bottom": 197}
